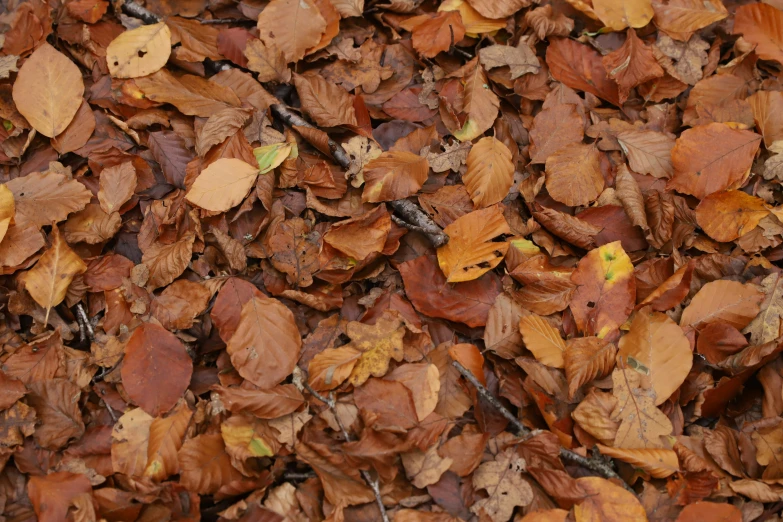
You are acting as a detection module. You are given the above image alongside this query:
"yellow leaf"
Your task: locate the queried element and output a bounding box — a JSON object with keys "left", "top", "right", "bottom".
{"left": 11, "top": 43, "right": 84, "bottom": 138}
{"left": 107, "top": 23, "right": 172, "bottom": 78}
{"left": 464, "top": 137, "right": 514, "bottom": 208}
{"left": 18, "top": 225, "right": 87, "bottom": 324}
{"left": 185, "top": 158, "right": 259, "bottom": 212}
{"left": 346, "top": 311, "right": 406, "bottom": 386}
{"left": 596, "top": 444, "right": 679, "bottom": 478}
{"left": 618, "top": 307, "right": 692, "bottom": 406}
{"left": 518, "top": 314, "right": 566, "bottom": 368}
{"left": 0, "top": 184, "right": 14, "bottom": 245}
{"left": 437, "top": 205, "right": 510, "bottom": 282}
{"left": 253, "top": 142, "right": 293, "bottom": 174}
{"left": 593, "top": 0, "right": 654, "bottom": 31}
{"left": 308, "top": 345, "right": 363, "bottom": 391}
{"left": 221, "top": 414, "right": 278, "bottom": 460}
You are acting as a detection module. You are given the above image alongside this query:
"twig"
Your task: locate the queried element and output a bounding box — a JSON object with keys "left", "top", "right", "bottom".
{"left": 282, "top": 471, "right": 317, "bottom": 481}
{"left": 451, "top": 360, "right": 635, "bottom": 493}
{"left": 120, "top": 0, "right": 160, "bottom": 23}
{"left": 195, "top": 18, "right": 256, "bottom": 25}
{"left": 76, "top": 303, "right": 95, "bottom": 343}
{"left": 269, "top": 104, "right": 352, "bottom": 169}
{"left": 330, "top": 392, "right": 389, "bottom": 522}
{"left": 102, "top": 398, "right": 118, "bottom": 423}
{"left": 389, "top": 199, "right": 449, "bottom": 248}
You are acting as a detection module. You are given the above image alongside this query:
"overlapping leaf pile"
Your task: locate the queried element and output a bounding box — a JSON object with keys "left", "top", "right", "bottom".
{"left": 1, "top": 0, "right": 783, "bottom": 520}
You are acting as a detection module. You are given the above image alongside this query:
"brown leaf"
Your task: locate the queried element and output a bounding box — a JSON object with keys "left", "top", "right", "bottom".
{"left": 603, "top": 29, "right": 664, "bottom": 103}
{"left": 227, "top": 297, "right": 301, "bottom": 389}
{"left": 667, "top": 123, "right": 762, "bottom": 199}
{"left": 186, "top": 158, "right": 258, "bottom": 212}
{"left": 519, "top": 314, "right": 566, "bottom": 368}
{"left": 572, "top": 388, "right": 620, "bottom": 444}
{"left": 565, "top": 336, "right": 616, "bottom": 399}
{"left": 400, "top": 254, "right": 501, "bottom": 328}
{"left": 695, "top": 190, "right": 769, "bottom": 243}
{"left": 27, "top": 379, "right": 85, "bottom": 450}
{"left": 214, "top": 384, "right": 304, "bottom": 418}
{"left": 362, "top": 151, "right": 429, "bottom": 202}
{"left": 111, "top": 408, "right": 153, "bottom": 477}
{"left": 734, "top": 3, "right": 783, "bottom": 66}
{"left": 136, "top": 69, "right": 241, "bottom": 118}
{"left": 19, "top": 225, "right": 87, "bottom": 323}
{"left": 12, "top": 43, "right": 84, "bottom": 137}
{"left": 98, "top": 161, "right": 137, "bottom": 214}
{"left": 617, "top": 130, "right": 675, "bottom": 179}
{"left": 402, "top": 445, "right": 453, "bottom": 488}
{"left": 268, "top": 217, "right": 321, "bottom": 286}
{"left": 545, "top": 143, "right": 604, "bottom": 207}
{"left": 142, "top": 232, "right": 195, "bottom": 290}
{"left": 593, "top": 0, "right": 654, "bottom": 31}
{"left": 529, "top": 103, "right": 584, "bottom": 165}
{"left": 484, "top": 293, "right": 528, "bottom": 359}
{"left": 244, "top": 37, "right": 291, "bottom": 83}
{"left": 178, "top": 433, "right": 245, "bottom": 494}
{"left": 574, "top": 476, "right": 648, "bottom": 521}
{"left": 256, "top": 0, "right": 326, "bottom": 63}
{"left": 51, "top": 100, "right": 95, "bottom": 154}
{"left": 355, "top": 378, "right": 418, "bottom": 432}
{"left": 680, "top": 280, "right": 764, "bottom": 331}
{"left": 27, "top": 472, "right": 92, "bottom": 522}
{"left": 294, "top": 73, "right": 357, "bottom": 127}
{"left": 121, "top": 323, "right": 193, "bottom": 416}
{"left": 452, "top": 60, "right": 499, "bottom": 142}
{"left": 386, "top": 363, "right": 441, "bottom": 421}
{"left": 479, "top": 43, "right": 540, "bottom": 80}
{"left": 546, "top": 38, "right": 620, "bottom": 106}
{"left": 195, "top": 108, "right": 251, "bottom": 157}
{"left": 308, "top": 345, "right": 363, "bottom": 391}
{"left": 466, "top": 0, "right": 529, "bottom": 19}
{"left": 651, "top": 0, "right": 727, "bottom": 41}
{"left": 532, "top": 206, "right": 602, "bottom": 250}
{"left": 471, "top": 448, "right": 534, "bottom": 522}
{"left": 411, "top": 11, "right": 465, "bottom": 59}
{"left": 597, "top": 444, "right": 679, "bottom": 478}
{"left": 145, "top": 400, "right": 193, "bottom": 481}
{"left": 6, "top": 170, "right": 92, "bottom": 229}
{"left": 611, "top": 368, "right": 673, "bottom": 449}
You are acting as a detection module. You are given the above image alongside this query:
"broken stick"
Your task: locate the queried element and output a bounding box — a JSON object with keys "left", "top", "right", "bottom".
{"left": 452, "top": 360, "right": 636, "bottom": 494}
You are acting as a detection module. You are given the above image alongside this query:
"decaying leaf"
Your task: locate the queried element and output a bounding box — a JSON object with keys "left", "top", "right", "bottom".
{"left": 471, "top": 448, "right": 534, "bottom": 522}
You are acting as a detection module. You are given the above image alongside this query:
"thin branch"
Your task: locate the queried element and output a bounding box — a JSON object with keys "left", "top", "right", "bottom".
{"left": 195, "top": 18, "right": 256, "bottom": 25}
{"left": 451, "top": 360, "right": 635, "bottom": 494}
{"left": 270, "top": 104, "right": 352, "bottom": 170}
{"left": 282, "top": 471, "right": 317, "bottom": 481}
{"left": 76, "top": 303, "right": 95, "bottom": 343}
{"left": 389, "top": 199, "right": 449, "bottom": 248}
{"left": 330, "top": 393, "right": 390, "bottom": 522}
{"left": 121, "top": 0, "right": 160, "bottom": 24}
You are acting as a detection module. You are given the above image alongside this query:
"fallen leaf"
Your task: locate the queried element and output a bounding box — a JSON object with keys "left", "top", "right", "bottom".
{"left": 565, "top": 336, "right": 616, "bottom": 399}
{"left": 411, "top": 11, "right": 465, "bottom": 59}
{"left": 667, "top": 123, "right": 762, "bottom": 199}
{"left": 611, "top": 368, "right": 674, "bottom": 449}
{"left": 144, "top": 400, "right": 193, "bottom": 481}
{"left": 294, "top": 73, "right": 357, "bottom": 127}
{"left": 570, "top": 241, "right": 636, "bottom": 339}
{"left": 479, "top": 43, "right": 541, "bottom": 79}
{"left": 519, "top": 314, "right": 566, "bottom": 368}
{"left": 545, "top": 143, "right": 604, "bottom": 207}
{"left": 19, "top": 225, "right": 87, "bottom": 323}
{"left": 547, "top": 38, "right": 620, "bottom": 106}
{"left": 402, "top": 445, "right": 453, "bottom": 488}
{"left": 27, "top": 472, "right": 92, "bottom": 522}
{"left": 680, "top": 280, "right": 764, "bottom": 331}
{"left": 452, "top": 60, "right": 499, "bottom": 142}
{"left": 603, "top": 29, "right": 664, "bottom": 103}
{"left": 734, "top": 3, "right": 783, "bottom": 66}
{"left": 185, "top": 158, "right": 259, "bottom": 212}
{"left": 226, "top": 297, "right": 301, "bottom": 389}
{"left": 675, "top": 502, "right": 741, "bottom": 522}
{"left": 12, "top": 43, "right": 84, "bottom": 138}
{"left": 178, "top": 433, "right": 245, "bottom": 494}
{"left": 342, "top": 311, "right": 406, "bottom": 386}
{"left": 651, "top": 0, "right": 727, "bottom": 41}
{"left": 111, "top": 408, "right": 153, "bottom": 477}
{"left": 98, "top": 161, "right": 137, "bottom": 214}
{"left": 618, "top": 307, "right": 692, "bottom": 405}
{"left": 463, "top": 136, "right": 514, "bottom": 208}
{"left": 597, "top": 444, "right": 679, "bottom": 478}
{"left": 256, "top": 0, "right": 327, "bottom": 63}
{"left": 471, "top": 448, "right": 534, "bottom": 522}
{"left": 437, "top": 205, "right": 510, "bottom": 283}
{"left": 617, "top": 130, "right": 675, "bottom": 179}
{"left": 593, "top": 0, "right": 654, "bottom": 31}
{"left": 121, "top": 323, "right": 193, "bottom": 416}
{"left": 107, "top": 23, "right": 172, "bottom": 78}
{"left": 574, "top": 476, "right": 648, "bottom": 521}
{"left": 529, "top": 103, "right": 584, "bottom": 165}
{"left": 362, "top": 151, "right": 430, "bottom": 202}
{"left": 695, "top": 190, "right": 769, "bottom": 243}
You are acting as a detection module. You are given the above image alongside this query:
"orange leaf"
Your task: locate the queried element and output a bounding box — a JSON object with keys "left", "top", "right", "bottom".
{"left": 28, "top": 472, "right": 92, "bottom": 522}
{"left": 618, "top": 307, "right": 692, "bottom": 406}
{"left": 411, "top": 11, "right": 466, "bottom": 59}
{"left": 593, "top": 0, "right": 653, "bottom": 31}
{"left": 675, "top": 502, "right": 741, "bottom": 522}
{"left": 695, "top": 190, "right": 770, "bottom": 243}
{"left": 437, "top": 205, "right": 510, "bottom": 282}
{"left": 597, "top": 444, "right": 679, "bottom": 478}
{"left": 565, "top": 336, "right": 617, "bottom": 399}
{"left": 546, "top": 38, "right": 620, "bottom": 106}
{"left": 361, "top": 151, "right": 430, "bottom": 202}
{"left": 544, "top": 143, "right": 604, "bottom": 207}
{"left": 574, "top": 477, "right": 647, "bottom": 521}
{"left": 449, "top": 343, "right": 485, "bottom": 386}
{"left": 734, "top": 3, "right": 783, "bottom": 66}
{"left": 518, "top": 314, "right": 566, "bottom": 368}
{"left": 463, "top": 137, "right": 514, "bottom": 207}
{"left": 680, "top": 280, "right": 764, "bottom": 331}
{"left": 256, "top": 0, "right": 327, "bottom": 63}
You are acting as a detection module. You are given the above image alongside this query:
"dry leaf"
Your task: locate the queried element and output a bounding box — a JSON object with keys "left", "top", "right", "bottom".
{"left": 471, "top": 448, "right": 534, "bottom": 522}
{"left": 107, "top": 23, "right": 172, "bottom": 78}
{"left": 185, "top": 158, "right": 259, "bottom": 212}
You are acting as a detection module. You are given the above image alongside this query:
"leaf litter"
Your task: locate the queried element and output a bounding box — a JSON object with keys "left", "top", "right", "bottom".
{"left": 2, "top": 0, "right": 783, "bottom": 520}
